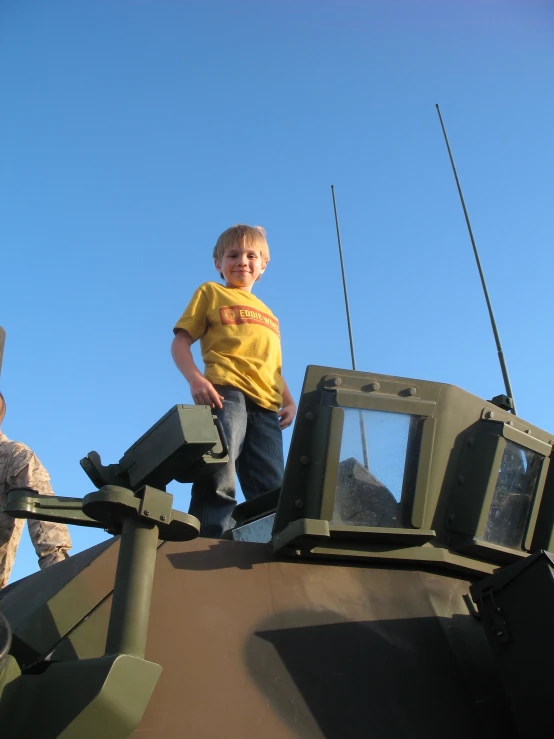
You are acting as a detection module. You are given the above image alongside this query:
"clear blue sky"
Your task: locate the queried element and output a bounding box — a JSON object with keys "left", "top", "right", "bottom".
{"left": 1, "top": 0, "right": 553, "bottom": 582}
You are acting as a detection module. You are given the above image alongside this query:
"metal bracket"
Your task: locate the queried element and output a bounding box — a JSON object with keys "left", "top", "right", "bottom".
{"left": 272, "top": 517, "right": 330, "bottom": 553}
{"left": 5, "top": 485, "right": 199, "bottom": 543}
{"left": 480, "top": 588, "right": 510, "bottom": 643}
{"left": 489, "top": 394, "right": 514, "bottom": 412}
{"left": 137, "top": 486, "right": 173, "bottom": 525}
{"left": 462, "top": 593, "right": 481, "bottom": 620}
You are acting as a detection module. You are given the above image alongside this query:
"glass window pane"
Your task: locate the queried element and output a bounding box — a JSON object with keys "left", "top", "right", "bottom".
{"left": 332, "top": 409, "right": 423, "bottom": 529}
{"left": 479, "top": 440, "right": 542, "bottom": 549}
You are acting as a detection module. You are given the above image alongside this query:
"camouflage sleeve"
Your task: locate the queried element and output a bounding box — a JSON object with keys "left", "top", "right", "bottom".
{"left": 8, "top": 445, "right": 54, "bottom": 496}
{"left": 8, "top": 447, "right": 72, "bottom": 565}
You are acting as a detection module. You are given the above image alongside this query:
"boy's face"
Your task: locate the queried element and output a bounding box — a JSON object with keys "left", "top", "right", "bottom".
{"left": 215, "top": 244, "right": 267, "bottom": 292}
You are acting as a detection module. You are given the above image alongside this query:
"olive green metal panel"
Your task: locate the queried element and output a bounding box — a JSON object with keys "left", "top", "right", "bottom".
{"left": 524, "top": 457, "right": 550, "bottom": 552}
{"left": 306, "top": 542, "right": 496, "bottom": 576}
{"left": 0, "top": 655, "right": 20, "bottom": 703}
{"left": 335, "top": 388, "right": 437, "bottom": 416}
{"left": 80, "top": 404, "right": 228, "bottom": 492}
{"left": 271, "top": 518, "right": 330, "bottom": 552}
{"left": 502, "top": 422, "right": 552, "bottom": 456}
{"left": 447, "top": 425, "right": 505, "bottom": 537}
{"left": 273, "top": 398, "right": 343, "bottom": 534}
{"left": 411, "top": 416, "right": 437, "bottom": 528}
{"left": 531, "top": 458, "right": 554, "bottom": 552}
{"left": 124, "top": 404, "right": 225, "bottom": 488}
{"left": 0, "top": 538, "right": 119, "bottom": 667}
{"left": 50, "top": 597, "right": 112, "bottom": 661}
{"left": 1, "top": 654, "right": 161, "bottom": 739}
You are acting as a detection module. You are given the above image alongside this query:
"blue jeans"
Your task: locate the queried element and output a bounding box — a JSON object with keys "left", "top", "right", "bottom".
{"left": 189, "top": 386, "right": 284, "bottom": 538}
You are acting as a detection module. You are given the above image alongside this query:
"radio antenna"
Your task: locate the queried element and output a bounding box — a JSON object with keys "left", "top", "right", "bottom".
{"left": 331, "top": 185, "right": 370, "bottom": 469}
{"left": 435, "top": 104, "right": 517, "bottom": 415}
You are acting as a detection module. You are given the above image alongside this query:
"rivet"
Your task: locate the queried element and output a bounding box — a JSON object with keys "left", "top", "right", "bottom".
{"left": 525, "top": 429, "right": 531, "bottom": 434}
{"left": 295, "top": 499, "right": 304, "bottom": 509}
{"left": 331, "top": 377, "right": 342, "bottom": 386}
{"left": 369, "top": 382, "right": 380, "bottom": 392}
{"left": 144, "top": 510, "right": 150, "bottom": 516}
{"left": 467, "top": 437, "right": 475, "bottom": 447}
{"left": 485, "top": 410, "right": 495, "bottom": 419}
{"left": 508, "top": 420, "right": 514, "bottom": 426}
{"left": 300, "top": 456, "right": 310, "bottom": 465}
{"left": 408, "top": 387, "right": 416, "bottom": 396}
{"left": 160, "top": 515, "right": 167, "bottom": 521}
{"left": 457, "top": 476, "right": 465, "bottom": 485}
{"left": 305, "top": 411, "right": 315, "bottom": 421}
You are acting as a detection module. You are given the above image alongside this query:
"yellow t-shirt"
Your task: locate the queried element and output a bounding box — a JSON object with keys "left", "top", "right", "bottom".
{"left": 174, "top": 282, "right": 284, "bottom": 411}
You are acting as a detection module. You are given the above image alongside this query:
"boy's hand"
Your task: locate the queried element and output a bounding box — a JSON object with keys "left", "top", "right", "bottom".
{"left": 189, "top": 375, "right": 224, "bottom": 409}
{"left": 278, "top": 402, "right": 296, "bottom": 429}
{"left": 171, "top": 332, "right": 223, "bottom": 409}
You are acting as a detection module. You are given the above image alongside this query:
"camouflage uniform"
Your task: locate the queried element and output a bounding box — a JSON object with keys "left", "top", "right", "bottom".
{"left": 0, "top": 432, "right": 72, "bottom": 588}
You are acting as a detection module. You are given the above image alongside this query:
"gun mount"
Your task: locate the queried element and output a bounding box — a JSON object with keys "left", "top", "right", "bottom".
{"left": 0, "top": 482, "right": 200, "bottom": 738}
{"left": 80, "top": 404, "right": 229, "bottom": 492}
{"left": 0, "top": 402, "right": 230, "bottom": 738}
{"left": 1, "top": 370, "right": 553, "bottom": 738}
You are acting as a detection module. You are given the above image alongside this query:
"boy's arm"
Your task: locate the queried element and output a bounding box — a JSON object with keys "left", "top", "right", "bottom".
{"left": 171, "top": 330, "right": 224, "bottom": 409}
{"left": 279, "top": 379, "right": 296, "bottom": 429}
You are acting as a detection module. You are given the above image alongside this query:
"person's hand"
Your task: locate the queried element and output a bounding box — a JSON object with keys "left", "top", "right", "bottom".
{"left": 189, "top": 375, "right": 224, "bottom": 409}
{"left": 278, "top": 402, "right": 296, "bottom": 429}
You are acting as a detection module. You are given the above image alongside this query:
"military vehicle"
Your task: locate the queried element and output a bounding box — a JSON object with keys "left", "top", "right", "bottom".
{"left": 0, "top": 108, "right": 549, "bottom": 737}
{"left": 0, "top": 361, "right": 553, "bottom": 739}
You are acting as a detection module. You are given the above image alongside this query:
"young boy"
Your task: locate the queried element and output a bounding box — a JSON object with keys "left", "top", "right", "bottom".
{"left": 171, "top": 224, "right": 296, "bottom": 538}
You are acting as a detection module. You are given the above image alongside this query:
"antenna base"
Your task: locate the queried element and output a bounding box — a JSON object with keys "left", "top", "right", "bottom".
{"left": 489, "top": 394, "right": 515, "bottom": 413}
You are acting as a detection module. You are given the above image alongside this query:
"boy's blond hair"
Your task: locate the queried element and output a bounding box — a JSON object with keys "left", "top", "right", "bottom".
{"left": 213, "top": 225, "right": 270, "bottom": 264}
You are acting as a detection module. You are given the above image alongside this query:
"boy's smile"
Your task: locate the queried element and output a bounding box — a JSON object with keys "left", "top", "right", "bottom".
{"left": 215, "top": 245, "right": 266, "bottom": 292}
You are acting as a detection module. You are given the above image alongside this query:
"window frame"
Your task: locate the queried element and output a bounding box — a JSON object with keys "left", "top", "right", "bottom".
{"left": 319, "top": 390, "right": 437, "bottom": 543}
{"left": 447, "top": 418, "right": 551, "bottom": 562}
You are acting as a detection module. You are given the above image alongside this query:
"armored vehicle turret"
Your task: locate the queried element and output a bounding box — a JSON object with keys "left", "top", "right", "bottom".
{"left": 1, "top": 365, "right": 553, "bottom": 738}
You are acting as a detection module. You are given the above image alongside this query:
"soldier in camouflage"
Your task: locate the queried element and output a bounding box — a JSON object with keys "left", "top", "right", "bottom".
{"left": 0, "top": 392, "right": 72, "bottom": 588}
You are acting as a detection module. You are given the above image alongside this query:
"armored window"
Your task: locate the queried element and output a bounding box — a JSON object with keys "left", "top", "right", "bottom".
{"left": 478, "top": 440, "right": 542, "bottom": 549}
{"left": 331, "top": 409, "right": 424, "bottom": 529}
